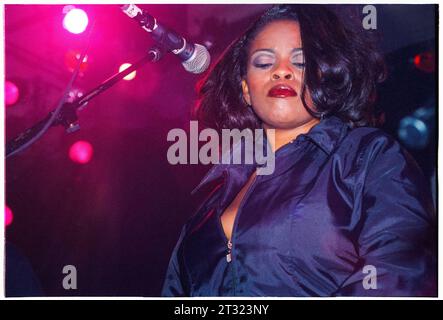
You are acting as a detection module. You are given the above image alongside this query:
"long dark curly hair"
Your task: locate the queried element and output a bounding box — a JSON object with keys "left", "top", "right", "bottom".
{"left": 194, "top": 4, "right": 387, "bottom": 131}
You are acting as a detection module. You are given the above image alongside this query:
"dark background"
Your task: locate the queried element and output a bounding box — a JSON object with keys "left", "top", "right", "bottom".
{"left": 4, "top": 4, "right": 437, "bottom": 296}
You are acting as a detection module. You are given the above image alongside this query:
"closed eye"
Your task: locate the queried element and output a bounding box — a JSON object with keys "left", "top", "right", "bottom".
{"left": 253, "top": 63, "right": 273, "bottom": 69}
{"left": 293, "top": 62, "right": 305, "bottom": 68}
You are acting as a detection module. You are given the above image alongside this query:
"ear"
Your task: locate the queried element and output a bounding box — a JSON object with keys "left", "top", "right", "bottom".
{"left": 241, "top": 79, "right": 251, "bottom": 106}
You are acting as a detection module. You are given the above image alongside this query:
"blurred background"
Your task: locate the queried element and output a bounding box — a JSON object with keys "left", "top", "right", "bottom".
{"left": 4, "top": 4, "right": 437, "bottom": 296}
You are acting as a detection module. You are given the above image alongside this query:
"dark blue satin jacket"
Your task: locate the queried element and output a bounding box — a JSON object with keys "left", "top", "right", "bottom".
{"left": 162, "top": 116, "right": 436, "bottom": 297}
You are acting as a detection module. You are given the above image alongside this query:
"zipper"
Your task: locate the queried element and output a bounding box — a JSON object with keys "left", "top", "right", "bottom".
{"left": 229, "top": 171, "right": 258, "bottom": 295}
{"left": 226, "top": 240, "right": 233, "bottom": 262}
{"left": 215, "top": 170, "right": 235, "bottom": 262}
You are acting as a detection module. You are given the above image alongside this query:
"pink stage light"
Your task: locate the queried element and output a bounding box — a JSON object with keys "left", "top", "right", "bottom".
{"left": 63, "top": 8, "right": 89, "bottom": 34}
{"left": 5, "top": 206, "right": 13, "bottom": 227}
{"left": 5, "top": 80, "right": 20, "bottom": 106}
{"left": 119, "top": 63, "right": 137, "bottom": 81}
{"left": 69, "top": 141, "right": 93, "bottom": 164}
{"left": 64, "top": 50, "right": 89, "bottom": 73}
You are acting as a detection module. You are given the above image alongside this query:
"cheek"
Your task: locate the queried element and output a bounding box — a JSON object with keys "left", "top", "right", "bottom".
{"left": 245, "top": 73, "right": 267, "bottom": 101}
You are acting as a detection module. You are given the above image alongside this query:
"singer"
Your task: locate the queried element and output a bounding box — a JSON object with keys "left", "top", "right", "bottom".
{"left": 162, "top": 5, "right": 436, "bottom": 296}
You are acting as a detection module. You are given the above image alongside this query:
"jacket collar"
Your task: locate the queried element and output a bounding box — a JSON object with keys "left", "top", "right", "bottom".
{"left": 300, "top": 115, "right": 350, "bottom": 155}
{"left": 191, "top": 115, "right": 350, "bottom": 195}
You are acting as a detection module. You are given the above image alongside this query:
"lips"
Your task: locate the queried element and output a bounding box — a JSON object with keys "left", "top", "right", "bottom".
{"left": 267, "top": 84, "right": 297, "bottom": 98}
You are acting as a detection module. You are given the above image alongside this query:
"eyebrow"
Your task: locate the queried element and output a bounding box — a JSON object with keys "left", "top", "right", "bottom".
{"left": 251, "top": 48, "right": 303, "bottom": 55}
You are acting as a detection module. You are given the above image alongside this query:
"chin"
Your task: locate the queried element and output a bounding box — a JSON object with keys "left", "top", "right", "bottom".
{"left": 262, "top": 113, "right": 319, "bottom": 129}
{"left": 268, "top": 113, "right": 302, "bottom": 127}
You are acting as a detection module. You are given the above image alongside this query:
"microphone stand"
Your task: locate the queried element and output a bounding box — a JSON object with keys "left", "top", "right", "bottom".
{"left": 6, "top": 46, "right": 165, "bottom": 158}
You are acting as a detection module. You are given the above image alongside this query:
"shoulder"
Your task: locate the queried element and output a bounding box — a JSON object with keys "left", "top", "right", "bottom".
{"left": 344, "top": 127, "right": 424, "bottom": 188}
{"left": 339, "top": 126, "right": 413, "bottom": 165}
{"left": 341, "top": 126, "right": 400, "bottom": 153}
{"left": 335, "top": 126, "right": 425, "bottom": 186}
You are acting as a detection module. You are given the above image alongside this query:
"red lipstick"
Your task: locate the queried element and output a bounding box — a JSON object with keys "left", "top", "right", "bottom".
{"left": 267, "top": 84, "right": 297, "bottom": 98}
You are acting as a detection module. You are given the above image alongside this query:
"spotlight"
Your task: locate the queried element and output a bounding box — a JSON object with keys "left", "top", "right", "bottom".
{"left": 5, "top": 80, "right": 20, "bottom": 106}
{"left": 398, "top": 101, "right": 435, "bottom": 150}
{"left": 67, "top": 88, "right": 84, "bottom": 103}
{"left": 69, "top": 141, "right": 93, "bottom": 164}
{"left": 413, "top": 51, "right": 435, "bottom": 73}
{"left": 63, "top": 7, "right": 89, "bottom": 34}
{"left": 119, "top": 63, "right": 137, "bottom": 81}
{"left": 64, "top": 50, "right": 88, "bottom": 73}
{"left": 5, "top": 205, "right": 13, "bottom": 227}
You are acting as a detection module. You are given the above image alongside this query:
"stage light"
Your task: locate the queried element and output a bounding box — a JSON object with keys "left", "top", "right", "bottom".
{"left": 67, "top": 88, "right": 84, "bottom": 103}
{"left": 5, "top": 206, "right": 13, "bottom": 227}
{"left": 69, "top": 141, "right": 93, "bottom": 164}
{"left": 398, "top": 104, "right": 434, "bottom": 150}
{"left": 64, "top": 50, "right": 88, "bottom": 73}
{"left": 5, "top": 80, "right": 20, "bottom": 106}
{"left": 413, "top": 52, "right": 435, "bottom": 73}
{"left": 119, "top": 63, "right": 137, "bottom": 81}
{"left": 63, "top": 7, "right": 89, "bottom": 34}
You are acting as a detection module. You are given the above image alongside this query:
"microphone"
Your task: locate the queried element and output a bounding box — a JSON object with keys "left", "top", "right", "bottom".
{"left": 121, "top": 4, "right": 211, "bottom": 74}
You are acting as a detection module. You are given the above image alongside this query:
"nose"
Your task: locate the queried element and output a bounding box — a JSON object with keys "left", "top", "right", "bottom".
{"left": 271, "top": 62, "right": 294, "bottom": 81}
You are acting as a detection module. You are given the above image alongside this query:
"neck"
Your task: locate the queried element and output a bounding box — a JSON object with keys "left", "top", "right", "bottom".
{"left": 264, "top": 118, "right": 320, "bottom": 152}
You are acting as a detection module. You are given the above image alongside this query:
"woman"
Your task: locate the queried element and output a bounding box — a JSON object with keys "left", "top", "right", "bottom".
{"left": 162, "top": 4, "right": 436, "bottom": 296}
